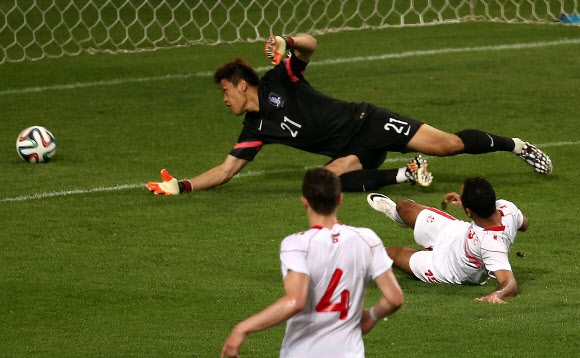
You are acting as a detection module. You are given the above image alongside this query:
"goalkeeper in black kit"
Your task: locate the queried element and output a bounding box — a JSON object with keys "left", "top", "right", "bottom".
{"left": 147, "top": 34, "right": 552, "bottom": 195}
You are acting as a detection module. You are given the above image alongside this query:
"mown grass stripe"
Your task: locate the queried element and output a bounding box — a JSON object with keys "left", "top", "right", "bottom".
{"left": 1, "top": 141, "right": 577, "bottom": 203}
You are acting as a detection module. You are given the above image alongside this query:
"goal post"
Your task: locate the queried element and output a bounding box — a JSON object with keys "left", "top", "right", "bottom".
{"left": 1, "top": 0, "right": 577, "bottom": 65}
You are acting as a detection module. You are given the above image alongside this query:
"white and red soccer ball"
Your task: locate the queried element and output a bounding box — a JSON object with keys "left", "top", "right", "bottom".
{"left": 16, "top": 126, "right": 57, "bottom": 163}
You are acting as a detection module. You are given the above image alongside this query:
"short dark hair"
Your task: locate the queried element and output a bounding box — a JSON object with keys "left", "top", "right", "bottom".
{"left": 460, "top": 177, "right": 497, "bottom": 218}
{"left": 213, "top": 57, "right": 260, "bottom": 86}
{"left": 302, "top": 168, "right": 342, "bottom": 215}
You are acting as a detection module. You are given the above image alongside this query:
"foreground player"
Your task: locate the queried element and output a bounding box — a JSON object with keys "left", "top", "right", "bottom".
{"left": 220, "top": 168, "right": 404, "bottom": 358}
{"left": 367, "top": 177, "right": 528, "bottom": 304}
{"left": 148, "top": 34, "right": 552, "bottom": 195}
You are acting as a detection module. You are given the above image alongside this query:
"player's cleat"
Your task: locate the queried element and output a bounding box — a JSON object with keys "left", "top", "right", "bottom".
{"left": 516, "top": 140, "right": 553, "bottom": 174}
{"left": 405, "top": 155, "right": 433, "bottom": 187}
{"left": 367, "top": 193, "right": 408, "bottom": 228}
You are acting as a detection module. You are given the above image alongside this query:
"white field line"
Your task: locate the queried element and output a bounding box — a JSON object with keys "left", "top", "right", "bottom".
{"left": 1, "top": 141, "right": 578, "bottom": 203}
{"left": 1, "top": 38, "right": 579, "bottom": 97}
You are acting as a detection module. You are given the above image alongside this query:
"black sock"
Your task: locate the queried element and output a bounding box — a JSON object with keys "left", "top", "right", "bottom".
{"left": 455, "top": 129, "right": 515, "bottom": 154}
{"left": 339, "top": 169, "right": 398, "bottom": 192}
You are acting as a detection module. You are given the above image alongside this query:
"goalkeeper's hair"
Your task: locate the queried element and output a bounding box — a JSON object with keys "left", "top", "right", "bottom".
{"left": 214, "top": 57, "right": 260, "bottom": 86}
{"left": 302, "top": 168, "right": 342, "bottom": 215}
{"left": 460, "top": 177, "right": 497, "bottom": 218}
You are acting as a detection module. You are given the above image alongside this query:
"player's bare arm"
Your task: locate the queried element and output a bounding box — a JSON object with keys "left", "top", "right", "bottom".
{"left": 519, "top": 215, "right": 529, "bottom": 232}
{"left": 147, "top": 155, "right": 248, "bottom": 195}
{"left": 360, "top": 268, "right": 404, "bottom": 334}
{"left": 221, "top": 270, "right": 309, "bottom": 358}
{"left": 290, "top": 34, "right": 317, "bottom": 63}
{"left": 187, "top": 155, "right": 248, "bottom": 191}
{"left": 475, "top": 269, "right": 518, "bottom": 304}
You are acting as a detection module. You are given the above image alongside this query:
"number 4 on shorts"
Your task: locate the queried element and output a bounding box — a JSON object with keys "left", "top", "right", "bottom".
{"left": 315, "top": 269, "right": 350, "bottom": 320}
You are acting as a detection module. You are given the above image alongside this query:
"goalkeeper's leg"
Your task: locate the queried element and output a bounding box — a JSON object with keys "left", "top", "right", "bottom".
{"left": 326, "top": 153, "right": 432, "bottom": 192}
{"left": 454, "top": 130, "right": 552, "bottom": 174}
{"left": 407, "top": 124, "right": 552, "bottom": 174}
{"left": 338, "top": 157, "right": 432, "bottom": 192}
{"left": 407, "top": 124, "right": 515, "bottom": 155}
{"left": 339, "top": 169, "right": 399, "bottom": 192}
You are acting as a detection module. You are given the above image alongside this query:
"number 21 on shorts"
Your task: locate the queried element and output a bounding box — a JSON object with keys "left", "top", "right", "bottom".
{"left": 315, "top": 268, "right": 350, "bottom": 320}
{"left": 384, "top": 117, "right": 411, "bottom": 136}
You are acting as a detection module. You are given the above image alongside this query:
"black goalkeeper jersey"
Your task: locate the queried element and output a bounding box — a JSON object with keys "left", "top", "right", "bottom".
{"left": 229, "top": 52, "right": 374, "bottom": 161}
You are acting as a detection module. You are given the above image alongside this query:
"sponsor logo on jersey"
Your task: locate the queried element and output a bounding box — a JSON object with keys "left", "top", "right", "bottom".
{"left": 268, "top": 92, "right": 283, "bottom": 108}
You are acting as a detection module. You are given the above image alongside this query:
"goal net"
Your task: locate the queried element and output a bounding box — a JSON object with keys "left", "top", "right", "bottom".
{"left": 1, "top": 0, "right": 577, "bottom": 64}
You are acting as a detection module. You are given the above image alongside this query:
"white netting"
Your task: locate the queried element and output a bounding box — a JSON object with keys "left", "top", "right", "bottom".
{"left": 0, "top": 0, "right": 578, "bottom": 64}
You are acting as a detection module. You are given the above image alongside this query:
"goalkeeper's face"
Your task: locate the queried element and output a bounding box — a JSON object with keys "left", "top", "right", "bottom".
{"left": 220, "top": 79, "right": 247, "bottom": 116}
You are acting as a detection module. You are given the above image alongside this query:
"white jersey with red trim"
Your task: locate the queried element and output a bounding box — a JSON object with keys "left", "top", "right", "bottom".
{"left": 279, "top": 223, "right": 392, "bottom": 358}
{"left": 417, "top": 199, "right": 524, "bottom": 285}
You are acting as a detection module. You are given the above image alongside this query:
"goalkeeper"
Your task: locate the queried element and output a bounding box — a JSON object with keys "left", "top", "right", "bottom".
{"left": 147, "top": 34, "right": 552, "bottom": 195}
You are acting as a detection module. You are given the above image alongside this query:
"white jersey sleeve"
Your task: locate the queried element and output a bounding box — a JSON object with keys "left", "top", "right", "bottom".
{"left": 480, "top": 243, "right": 512, "bottom": 273}
{"left": 359, "top": 227, "right": 393, "bottom": 279}
{"left": 480, "top": 200, "right": 523, "bottom": 273}
{"left": 495, "top": 199, "right": 525, "bottom": 238}
{"left": 280, "top": 232, "right": 310, "bottom": 277}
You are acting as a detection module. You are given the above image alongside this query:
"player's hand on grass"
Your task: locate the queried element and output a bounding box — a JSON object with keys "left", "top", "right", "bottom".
{"left": 265, "top": 35, "right": 288, "bottom": 65}
{"left": 475, "top": 293, "right": 506, "bottom": 304}
{"left": 146, "top": 169, "right": 180, "bottom": 195}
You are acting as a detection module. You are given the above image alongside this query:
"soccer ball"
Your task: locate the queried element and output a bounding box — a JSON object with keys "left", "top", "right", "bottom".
{"left": 16, "top": 126, "right": 57, "bottom": 163}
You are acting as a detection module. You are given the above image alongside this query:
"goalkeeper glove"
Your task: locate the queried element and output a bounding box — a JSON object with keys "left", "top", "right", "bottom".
{"left": 146, "top": 169, "right": 192, "bottom": 195}
{"left": 265, "top": 35, "right": 294, "bottom": 65}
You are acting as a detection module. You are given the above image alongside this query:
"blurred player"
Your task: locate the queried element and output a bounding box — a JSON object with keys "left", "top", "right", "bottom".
{"left": 220, "top": 168, "right": 404, "bottom": 358}
{"left": 367, "top": 177, "right": 529, "bottom": 304}
{"left": 148, "top": 34, "right": 552, "bottom": 195}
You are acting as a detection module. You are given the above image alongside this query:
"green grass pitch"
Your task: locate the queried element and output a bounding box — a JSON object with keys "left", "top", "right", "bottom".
{"left": 1, "top": 22, "right": 580, "bottom": 357}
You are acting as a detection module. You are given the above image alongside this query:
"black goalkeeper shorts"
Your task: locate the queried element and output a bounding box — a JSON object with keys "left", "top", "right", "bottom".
{"left": 332, "top": 107, "right": 424, "bottom": 169}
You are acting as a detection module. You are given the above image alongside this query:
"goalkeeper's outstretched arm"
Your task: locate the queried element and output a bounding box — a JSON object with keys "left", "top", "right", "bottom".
{"left": 147, "top": 155, "right": 249, "bottom": 195}
{"left": 188, "top": 155, "right": 249, "bottom": 190}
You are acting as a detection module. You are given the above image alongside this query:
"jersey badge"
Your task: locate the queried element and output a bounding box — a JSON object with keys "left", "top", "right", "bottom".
{"left": 268, "top": 92, "right": 284, "bottom": 108}
{"left": 332, "top": 233, "right": 340, "bottom": 243}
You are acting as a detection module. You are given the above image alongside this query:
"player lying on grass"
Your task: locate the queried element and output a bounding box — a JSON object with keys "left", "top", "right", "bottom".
{"left": 220, "top": 168, "right": 404, "bottom": 358}
{"left": 148, "top": 34, "right": 552, "bottom": 195}
{"left": 367, "top": 177, "right": 529, "bottom": 304}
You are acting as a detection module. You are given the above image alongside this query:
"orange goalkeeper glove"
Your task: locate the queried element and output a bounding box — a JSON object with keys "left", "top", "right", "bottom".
{"left": 265, "top": 35, "right": 294, "bottom": 65}
{"left": 146, "top": 169, "right": 192, "bottom": 195}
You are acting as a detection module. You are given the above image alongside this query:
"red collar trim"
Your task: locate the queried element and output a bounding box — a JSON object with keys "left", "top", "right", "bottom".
{"left": 311, "top": 222, "right": 342, "bottom": 230}
{"left": 484, "top": 225, "right": 505, "bottom": 231}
